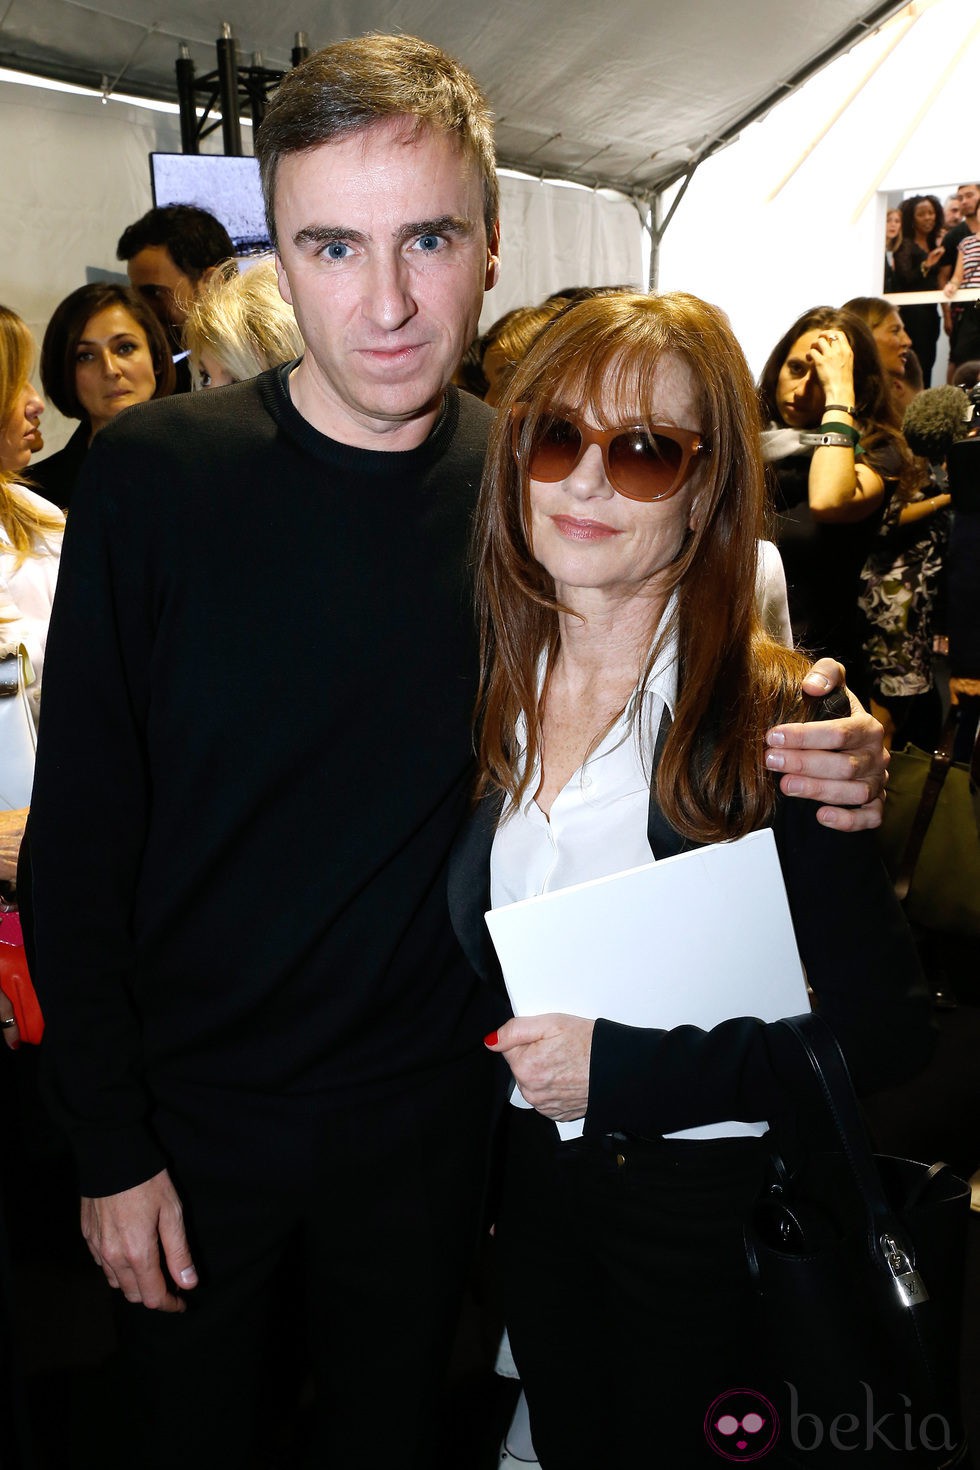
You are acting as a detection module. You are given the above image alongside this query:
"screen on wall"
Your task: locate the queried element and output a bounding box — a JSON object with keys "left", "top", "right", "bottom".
{"left": 149, "top": 153, "right": 271, "bottom": 255}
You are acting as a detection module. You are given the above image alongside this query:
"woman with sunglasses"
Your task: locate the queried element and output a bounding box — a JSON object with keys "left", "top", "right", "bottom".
{"left": 450, "top": 292, "right": 930, "bottom": 1468}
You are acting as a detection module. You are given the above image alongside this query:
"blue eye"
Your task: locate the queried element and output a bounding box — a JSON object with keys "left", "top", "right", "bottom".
{"left": 416, "top": 234, "right": 442, "bottom": 252}
{"left": 324, "top": 241, "right": 352, "bottom": 260}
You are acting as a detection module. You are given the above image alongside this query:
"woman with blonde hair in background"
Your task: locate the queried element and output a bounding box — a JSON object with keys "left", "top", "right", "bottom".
{"left": 0, "top": 305, "right": 64, "bottom": 1045}
{"left": 183, "top": 259, "right": 305, "bottom": 389}
{"left": 883, "top": 207, "right": 903, "bottom": 292}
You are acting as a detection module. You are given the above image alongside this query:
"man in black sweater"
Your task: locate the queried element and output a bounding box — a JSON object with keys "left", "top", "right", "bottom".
{"left": 22, "top": 33, "right": 889, "bottom": 1469}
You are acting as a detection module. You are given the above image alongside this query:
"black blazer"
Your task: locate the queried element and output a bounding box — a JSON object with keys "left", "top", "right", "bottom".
{"left": 28, "top": 422, "right": 89, "bottom": 512}
{"left": 448, "top": 708, "right": 933, "bottom": 1139}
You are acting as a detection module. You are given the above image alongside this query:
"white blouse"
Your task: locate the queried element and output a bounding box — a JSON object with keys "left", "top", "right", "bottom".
{"left": 490, "top": 621, "right": 678, "bottom": 910}
{"left": 0, "top": 486, "right": 65, "bottom": 726}
{"left": 488, "top": 600, "right": 770, "bottom": 1144}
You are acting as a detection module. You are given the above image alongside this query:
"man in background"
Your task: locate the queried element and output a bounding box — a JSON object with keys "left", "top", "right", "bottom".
{"left": 943, "top": 194, "right": 962, "bottom": 232}
{"left": 939, "top": 183, "right": 980, "bottom": 376}
{"left": 117, "top": 203, "right": 234, "bottom": 390}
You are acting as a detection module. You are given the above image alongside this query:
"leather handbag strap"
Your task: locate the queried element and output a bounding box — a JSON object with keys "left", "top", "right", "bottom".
{"left": 893, "top": 707, "right": 960, "bottom": 903}
{"left": 776, "top": 1015, "right": 920, "bottom": 1285}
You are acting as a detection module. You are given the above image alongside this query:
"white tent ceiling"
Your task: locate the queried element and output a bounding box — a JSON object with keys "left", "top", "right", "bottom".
{"left": 1, "top": 0, "right": 913, "bottom": 198}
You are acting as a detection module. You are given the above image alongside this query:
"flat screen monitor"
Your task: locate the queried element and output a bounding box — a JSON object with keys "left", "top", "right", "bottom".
{"left": 149, "top": 152, "right": 271, "bottom": 256}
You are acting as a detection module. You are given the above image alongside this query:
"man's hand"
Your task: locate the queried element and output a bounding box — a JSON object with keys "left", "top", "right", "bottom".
{"left": 81, "top": 1168, "right": 198, "bottom": 1313}
{"left": 765, "top": 658, "right": 887, "bottom": 831}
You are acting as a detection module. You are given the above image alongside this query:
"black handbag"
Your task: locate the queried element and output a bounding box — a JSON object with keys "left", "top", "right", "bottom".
{"left": 744, "top": 1015, "right": 970, "bottom": 1467}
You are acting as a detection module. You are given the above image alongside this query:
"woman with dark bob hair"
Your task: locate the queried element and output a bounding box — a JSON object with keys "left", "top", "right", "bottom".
{"left": 758, "top": 304, "right": 916, "bottom": 700}
{"left": 450, "top": 292, "right": 931, "bottom": 1467}
{"left": 32, "top": 283, "right": 174, "bottom": 509}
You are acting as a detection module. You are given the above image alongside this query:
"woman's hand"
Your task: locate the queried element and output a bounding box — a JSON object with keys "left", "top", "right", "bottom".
{"left": 924, "top": 246, "right": 945, "bottom": 271}
{"left": 485, "top": 1014, "right": 595, "bottom": 1121}
{"left": 806, "top": 329, "right": 856, "bottom": 403}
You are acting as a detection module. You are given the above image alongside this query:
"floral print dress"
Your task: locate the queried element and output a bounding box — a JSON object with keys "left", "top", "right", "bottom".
{"left": 858, "top": 488, "right": 948, "bottom": 698}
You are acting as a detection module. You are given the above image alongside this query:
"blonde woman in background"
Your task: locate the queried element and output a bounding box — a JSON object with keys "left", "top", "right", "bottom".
{"left": 183, "top": 259, "right": 305, "bottom": 388}
{"left": 0, "top": 306, "right": 64, "bottom": 1045}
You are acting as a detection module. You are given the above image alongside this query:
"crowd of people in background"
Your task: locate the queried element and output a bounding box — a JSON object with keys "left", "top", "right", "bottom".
{"left": 884, "top": 181, "right": 980, "bottom": 384}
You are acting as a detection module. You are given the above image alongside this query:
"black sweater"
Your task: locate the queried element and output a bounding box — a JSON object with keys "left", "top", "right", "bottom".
{"left": 23, "top": 369, "right": 499, "bottom": 1196}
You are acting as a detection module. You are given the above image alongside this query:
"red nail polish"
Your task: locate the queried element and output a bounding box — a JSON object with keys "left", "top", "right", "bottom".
{"left": 484, "top": 1030, "right": 498, "bottom": 1047}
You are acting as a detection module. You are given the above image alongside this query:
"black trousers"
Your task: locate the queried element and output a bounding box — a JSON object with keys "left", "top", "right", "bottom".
{"left": 113, "top": 1049, "right": 497, "bottom": 1470}
{"left": 950, "top": 305, "right": 980, "bottom": 368}
{"left": 495, "top": 1108, "right": 792, "bottom": 1469}
{"left": 900, "top": 304, "right": 941, "bottom": 386}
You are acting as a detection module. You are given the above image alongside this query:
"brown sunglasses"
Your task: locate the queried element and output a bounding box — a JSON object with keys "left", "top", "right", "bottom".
{"left": 511, "top": 406, "right": 708, "bottom": 502}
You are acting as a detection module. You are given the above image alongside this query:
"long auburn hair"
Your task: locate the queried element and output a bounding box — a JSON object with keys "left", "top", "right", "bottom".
{"left": 474, "top": 291, "right": 814, "bottom": 844}
{"left": 0, "top": 305, "right": 64, "bottom": 567}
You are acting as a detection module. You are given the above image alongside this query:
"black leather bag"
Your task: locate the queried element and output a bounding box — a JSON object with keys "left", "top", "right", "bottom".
{"left": 744, "top": 1015, "right": 970, "bottom": 1467}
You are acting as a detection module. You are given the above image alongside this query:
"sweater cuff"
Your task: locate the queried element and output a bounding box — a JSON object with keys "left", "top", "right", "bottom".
{"left": 69, "top": 1126, "right": 169, "bottom": 1199}
{"left": 582, "top": 1014, "right": 808, "bottom": 1139}
{"left": 584, "top": 1017, "right": 675, "bottom": 1137}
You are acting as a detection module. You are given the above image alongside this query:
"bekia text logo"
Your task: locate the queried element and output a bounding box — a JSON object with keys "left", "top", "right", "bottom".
{"left": 705, "top": 1388, "right": 780, "bottom": 1461}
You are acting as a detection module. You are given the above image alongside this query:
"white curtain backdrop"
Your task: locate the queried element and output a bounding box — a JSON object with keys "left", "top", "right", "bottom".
{"left": 481, "top": 174, "right": 645, "bottom": 332}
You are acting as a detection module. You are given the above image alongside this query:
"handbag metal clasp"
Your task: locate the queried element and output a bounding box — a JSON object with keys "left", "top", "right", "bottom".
{"left": 882, "top": 1233, "right": 929, "bottom": 1307}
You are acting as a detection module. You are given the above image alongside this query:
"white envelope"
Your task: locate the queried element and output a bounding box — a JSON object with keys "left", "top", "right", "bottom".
{"left": 484, "top": 827, "right": 810, "bottom": 1141}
